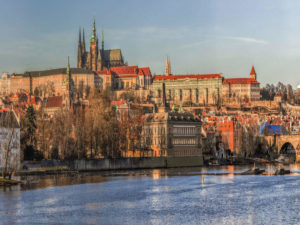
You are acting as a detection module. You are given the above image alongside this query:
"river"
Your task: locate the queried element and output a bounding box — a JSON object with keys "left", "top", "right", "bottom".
{"left": 0, "top": 164, "right": 300, "bottom": 225}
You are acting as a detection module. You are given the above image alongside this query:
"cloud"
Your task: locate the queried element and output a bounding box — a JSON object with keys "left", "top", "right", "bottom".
{"left": 223, "top": 36, "right": 269, "bottom": 45}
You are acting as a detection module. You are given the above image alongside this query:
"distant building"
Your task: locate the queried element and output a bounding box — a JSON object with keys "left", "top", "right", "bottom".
{"left": 77, "top": 19, "right": 125, "bottom": 71}
{"left": 258, "top": 121, "right": 289, "bottom": 135}
{"left": 0, "top": 72, "right": 11, "bottom": 96}
{"left": 222, "top": 66, "right": 261, "bottom": 102}
{"left": 141, "top": 111, "right": 202, "bottom": 157}
{"left": 152, "top": 57, "right": 222, "bottom": 106}
{"left": 96, "top": 65, "right": 152, "bottom": 91}
{"left": 217, "top": 119, "right": 243, "bottom": 154}
{"left": 8, "top": 59, "right": 94, "bottom": 101}
{"left": 45, "top": 96, "right": 63, "bottom": 116}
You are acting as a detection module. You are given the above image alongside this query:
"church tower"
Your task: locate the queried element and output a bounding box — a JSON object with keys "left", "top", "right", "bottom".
{"left": 90, "top": 19, "right": 98, "bottom": 71}
{"left": 97, "top": 30, "right": 105, "bottom": 70}
{"left": 165, "top": 56, "right": 171, "bottom": 76}
{"left": 77, "top": 28, "right": 82, "bottom": 68}
{"left": 250, "top": 66, "right": 257, "bottom": 80}
{"left": 77, "top": 28, "right": 87, "bottom": 69}
{"left": 76, "top": 19, "right": 125, "bottom": 71}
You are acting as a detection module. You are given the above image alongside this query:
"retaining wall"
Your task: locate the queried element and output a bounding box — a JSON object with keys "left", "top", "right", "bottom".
{"left": 26, "top": 156, "right": 203, "bottom": 171}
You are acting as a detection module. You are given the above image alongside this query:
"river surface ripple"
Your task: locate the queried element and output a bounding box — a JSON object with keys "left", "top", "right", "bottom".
{"left": 0, "top": 164, "right": 300, "bottom": 225}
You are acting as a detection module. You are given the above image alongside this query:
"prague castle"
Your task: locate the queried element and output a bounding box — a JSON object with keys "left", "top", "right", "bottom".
{"left": 0, "top": 19, "right": 261, "bottom": 108}
{"left": 77, "top": 19, "right": 125, "bottom": 71}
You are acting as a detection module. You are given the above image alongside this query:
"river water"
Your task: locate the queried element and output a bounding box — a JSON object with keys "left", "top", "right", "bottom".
{"left": 0, "top": 164, "right": 300, "bottom": 225}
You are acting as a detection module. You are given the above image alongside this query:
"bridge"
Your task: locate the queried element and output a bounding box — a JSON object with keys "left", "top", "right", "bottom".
{"left": 265, "top": 135, "right": 300, "bottom": 162}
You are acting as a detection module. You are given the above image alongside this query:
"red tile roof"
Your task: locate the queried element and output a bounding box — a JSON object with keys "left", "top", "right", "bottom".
{"left": 110, "top": 66, "right": 138, "bottom": 75}
{"left": 223, "top": 78, "right": 259, "bottom": 84}
{"left": 46, "top": 96, "right": 63, "bottom": 108}
{"left": 138, "top": 67, "right": 151, "bottom": 76}
{"left": 96, "top": 66, "right": 151, "bottom": 76}
{"left": 111, "top": 99, "right": 125, "bottom": 107}
{"left": 154, "top": 74, "right": 222, "bottom": 81}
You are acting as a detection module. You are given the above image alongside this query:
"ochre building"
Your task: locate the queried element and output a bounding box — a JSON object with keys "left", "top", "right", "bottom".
{"left": 222, "top": 66, "right": 260, "bottom": 103}
{"left": 152, "top": 58, "right": 222, "bottom": 106}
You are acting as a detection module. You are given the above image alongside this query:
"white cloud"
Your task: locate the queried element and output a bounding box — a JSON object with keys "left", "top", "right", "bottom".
{"left": 223, "top": 36, "right": 269, "bottom": 45}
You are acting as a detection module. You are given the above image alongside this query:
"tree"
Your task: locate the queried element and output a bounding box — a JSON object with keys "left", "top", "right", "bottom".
{"left": 21, "top": 105, "right": 37, "bottom": 160}
{"left": 0, "top": 111, "right": 20, "bottom": 179}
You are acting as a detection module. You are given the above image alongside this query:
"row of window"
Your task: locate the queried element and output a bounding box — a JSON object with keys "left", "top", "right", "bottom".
{"left": 172, "top": 138, "right": 196, "bottom": 145}
{"left": 173, "top": 127, "right": 197, "bottom": 136}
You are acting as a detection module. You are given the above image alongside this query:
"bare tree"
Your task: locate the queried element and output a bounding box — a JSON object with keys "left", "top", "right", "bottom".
{"left": 0, "top": 111, "right": 20, "bottom": 179}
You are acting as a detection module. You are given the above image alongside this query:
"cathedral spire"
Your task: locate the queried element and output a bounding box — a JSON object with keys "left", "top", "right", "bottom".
{"left": 101, "top": 29, "right": 104, "bottom": 51}
{"left": 165, "top": 56, "right": 171, "bottom": 76}
{"left": 78, "top": 27, "right": 81, "bottom": 45}
{"left": 82, "top": 28, "right": 86, "bottom": 53}
{"left": 77, "top": 29, "right": 82, "bottom": 68}
{"left": 91, "top": 18, "right": 97, "bottom": 43}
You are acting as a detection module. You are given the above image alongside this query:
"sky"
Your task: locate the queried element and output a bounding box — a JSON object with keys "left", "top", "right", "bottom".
{"left": 1, "top": 0, "right": 300, "bottom": 86}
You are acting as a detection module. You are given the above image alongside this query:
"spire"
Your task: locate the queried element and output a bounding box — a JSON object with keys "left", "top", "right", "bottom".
{"left": 78, "top": 27, "right": 81, "bottom": 45}
{"left": 65, "top": 56, "right": 72, "bottom": 108}
{"left": 90, "top": 18, "right": 97, "bottom": 43}
{"left": 67, "top": 56, "right": 70, "bottom": 76}
{"left": 82, "top": 28, "right": 86, "bottom": 52}
{"left": 250, "top": 65, "right": 256, "bottom": 80}
{"left": 77, "top": 28, "right": 83, "bottom": 68}
{"left": 165, "top": 56, "right": 171, "bottom": 76}
{"left": 101, "top": 29, "right": 104, "bottom": 51}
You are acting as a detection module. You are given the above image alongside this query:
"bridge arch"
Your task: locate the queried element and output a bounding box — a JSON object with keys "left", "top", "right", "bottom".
{"left": 279, "top": 142, "right": 296, "bottom": 155}
{"left": 278, "top": 142, "right": 296, "bottom": 163}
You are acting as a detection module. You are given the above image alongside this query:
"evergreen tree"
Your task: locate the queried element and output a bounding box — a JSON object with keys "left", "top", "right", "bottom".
{"left": 21, "top": 105, "right": 37, "bottom": 160}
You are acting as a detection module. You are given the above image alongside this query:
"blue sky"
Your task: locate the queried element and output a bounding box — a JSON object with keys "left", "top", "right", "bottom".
{"left": 1, "top": 0, "right": 300, "bottom": 86}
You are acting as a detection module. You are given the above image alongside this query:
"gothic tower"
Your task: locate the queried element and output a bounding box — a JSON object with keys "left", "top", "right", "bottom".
{"left": 76, "top": 19, "right": 124, "bottom": 71}
{"left": 77, "top": 28, "right": 82, "bottom": 68}
{"left": 77, "top": 28, "right": 87, "bottom": 69}
{"left": 250, "top": 66, "right": 257, "bottom": 80}
{"left": 165, "top": 56, "right": 171, "bottom": 76}
{"left": 90, "top": 19, "right": 98, "bottom": 71}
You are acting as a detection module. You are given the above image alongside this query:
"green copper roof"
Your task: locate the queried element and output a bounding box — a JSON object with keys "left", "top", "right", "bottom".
{"left": 90, "top": 19, "right": 97, "bottom": 43}
{"left": 66, "top": 56, "right": 70, "bottom": 76}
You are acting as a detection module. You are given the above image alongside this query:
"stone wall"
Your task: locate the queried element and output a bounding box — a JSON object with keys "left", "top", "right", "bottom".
{"left": 25, "top": 156, "right": 204, "bottom": 171}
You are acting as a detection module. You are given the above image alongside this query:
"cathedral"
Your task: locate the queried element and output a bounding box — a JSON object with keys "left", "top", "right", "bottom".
{"left": 77, "top": 19, "right": 125, "bottom": 71}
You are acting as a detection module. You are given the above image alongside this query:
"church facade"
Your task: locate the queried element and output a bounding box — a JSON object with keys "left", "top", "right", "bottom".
{"left": 77, "top": 20, "right": 125, "bottom": 71}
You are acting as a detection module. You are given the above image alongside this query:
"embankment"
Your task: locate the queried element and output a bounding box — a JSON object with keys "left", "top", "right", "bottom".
{"left": 19, "top": 156, "right": 204, "bottom": 175}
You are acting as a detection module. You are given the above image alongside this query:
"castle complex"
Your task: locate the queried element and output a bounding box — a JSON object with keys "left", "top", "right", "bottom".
{"left": 0, "top": 19, "right": 261, "bottom": 109}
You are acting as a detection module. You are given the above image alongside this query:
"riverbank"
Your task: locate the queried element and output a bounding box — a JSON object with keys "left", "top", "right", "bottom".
{"left": 0, "top": 177, "right": 22, "bottom": 186}
{"left": 17, "top": 156, "right": 205, "bottom": 176}
{"left": 15, "top": 157, "right": 287, "bottom": 176}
